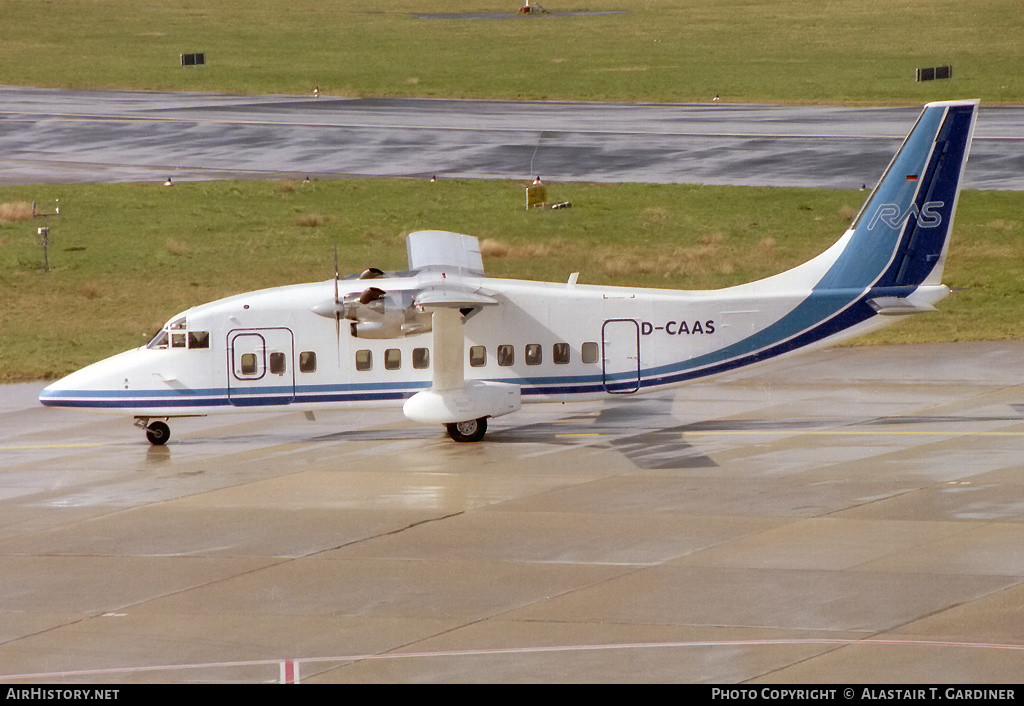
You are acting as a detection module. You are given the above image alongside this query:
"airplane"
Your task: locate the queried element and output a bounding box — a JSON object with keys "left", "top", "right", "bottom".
{"left": 40, "top": 99, "right": 979, "bottom": 445}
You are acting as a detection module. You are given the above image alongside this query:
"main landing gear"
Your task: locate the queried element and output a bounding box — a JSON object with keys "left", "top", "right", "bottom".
{"left": 445, "top": 417, "right": 487, "bottom": 443}
{"left": 135, "top": 417, "right": 171, "bottom": 446}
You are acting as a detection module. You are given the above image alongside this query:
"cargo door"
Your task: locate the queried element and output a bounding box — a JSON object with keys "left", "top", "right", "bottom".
{"left": 602, "top": 319, "right": 640, "bottom": 394}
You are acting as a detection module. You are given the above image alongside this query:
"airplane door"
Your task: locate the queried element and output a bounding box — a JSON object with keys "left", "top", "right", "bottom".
{"left": 227, "top": 328, "right": 296, "bottom": 406}
{"left": 602, "top": 319, "right": 641, "bottom": 394}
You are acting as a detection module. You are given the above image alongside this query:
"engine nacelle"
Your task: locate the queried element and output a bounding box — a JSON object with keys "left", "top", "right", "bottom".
{"left": 346, "top": 288, "right": 432, "bottom": 339}
{"left": 403, "top": 381, "right": 521, "bottom": 425}
{"left": 314, "top": 287, "right": 432, "bottom": 339}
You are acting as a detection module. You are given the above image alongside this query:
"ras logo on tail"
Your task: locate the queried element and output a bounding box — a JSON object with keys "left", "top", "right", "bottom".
{"left": 868, "top": 201, "right": 945, "bottom": 231}
{"left": 41, "top": 100, "right": 979, "bottom": 444}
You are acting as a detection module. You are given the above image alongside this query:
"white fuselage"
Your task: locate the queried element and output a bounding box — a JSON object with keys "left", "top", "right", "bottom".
{"left": 39, "top": 260, "right": 948, "bottom": 419}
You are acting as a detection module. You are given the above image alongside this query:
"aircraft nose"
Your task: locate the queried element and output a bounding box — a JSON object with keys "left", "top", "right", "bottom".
{"left": 39, "top": 375, "right": 74, "bottom": 407}
{"left": 37, "top": 349, "right": 138, "bottom": 409}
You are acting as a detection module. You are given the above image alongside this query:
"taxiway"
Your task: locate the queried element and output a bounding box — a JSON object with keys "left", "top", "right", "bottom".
{"left": 2, "top": 86, "right": 1023, "bottom": 189}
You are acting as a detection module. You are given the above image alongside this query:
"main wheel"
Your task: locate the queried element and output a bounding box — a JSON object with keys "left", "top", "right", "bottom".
{"left": 145, "top": 421, "right": 171, "bottom": 446}
{"left": 446, "top": 417, "right": 487, "bottom": 443}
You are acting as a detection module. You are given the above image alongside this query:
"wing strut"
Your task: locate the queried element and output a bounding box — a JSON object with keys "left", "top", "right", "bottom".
{"left": 430, "top": 308, "right": 465, "bottom": 392}
{"left": 403, "top": 304, "right": 520, "bottom": 441}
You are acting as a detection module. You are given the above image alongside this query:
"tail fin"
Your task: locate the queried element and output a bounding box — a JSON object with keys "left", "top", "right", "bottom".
{"left": 817, "top": 99, "right": 978, "bottom": 291}
{"left": 675, "top": 101, "right": 979, "bottom": 377}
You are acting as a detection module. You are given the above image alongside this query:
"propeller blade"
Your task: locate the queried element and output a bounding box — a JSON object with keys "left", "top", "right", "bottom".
{"left": 334, "top": 239, "right": 341, "bottom": 363}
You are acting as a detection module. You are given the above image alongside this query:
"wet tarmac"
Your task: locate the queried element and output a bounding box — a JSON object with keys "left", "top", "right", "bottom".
{"left": 2, "top": 342, "right": 1023, "bottom": 683}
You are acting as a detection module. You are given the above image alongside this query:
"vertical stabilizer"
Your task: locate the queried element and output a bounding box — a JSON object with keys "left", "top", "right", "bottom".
{"left": 819, "top": 100, "right": 978, "bottom": 291}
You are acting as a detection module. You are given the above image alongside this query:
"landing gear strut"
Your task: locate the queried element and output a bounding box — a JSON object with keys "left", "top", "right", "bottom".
{"left": 446, "top": 417, "right": 487, "bottom": 442}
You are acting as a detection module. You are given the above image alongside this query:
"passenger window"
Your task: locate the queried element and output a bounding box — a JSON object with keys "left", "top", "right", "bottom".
{"left": 469, "top": 345, "right": 487, "bottom": 367}
{"left": 413, "top": 347, "right": 430, "bottom": 369}
{"left": 553, "top": 342, "right": 570, "bottom": 364}
{"left": 299, "top": 351, "right": 317, "bottom": 373}
{"left": 355, "top": 349, "right": 372, "bottom": 371}
{"left": 385, "top": 348, "right": 401, "bottom": 370}
{"left": 497, "top": 344, "right": 515, "bottom": 366}
{"left": 188, "top": 331, "right": 210, "bottom": 349}
{"left": 582, "top": 341, "right": 599, "bottom": 364}
{"left": 525, "top": 344, "right": 542, "bottom": 365}
{"left": 269, "top": 352, "right": 286, "bottom": 375}
{"left": 171, "top": 332, "right": 186, "bottom": 348}
{"left": 240, "top": 353, "right": 258, "bottom": 375}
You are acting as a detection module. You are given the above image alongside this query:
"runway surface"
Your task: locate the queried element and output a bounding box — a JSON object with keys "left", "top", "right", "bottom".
{"left": 2, "top": 86, "right": 1023, "bottom": 189}
{"left": 2, "top": 342, "right": 1024, "bottom": 683}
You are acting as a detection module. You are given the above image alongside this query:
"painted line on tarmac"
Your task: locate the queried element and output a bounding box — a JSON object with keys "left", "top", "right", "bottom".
{"left": 0, "top": 108, "right": 935, "bottom": 140}
{"left": 556, "top": 429, "right": 1024, "bottom": 439}
{"left": 0, "top": 442, "right": 108, "bottom": 450}
{"left": 684, "top": 430, "right": 1024, "bottom": 437}
{"left": 2, "top": 637, "right": 1022, "bottom": 682}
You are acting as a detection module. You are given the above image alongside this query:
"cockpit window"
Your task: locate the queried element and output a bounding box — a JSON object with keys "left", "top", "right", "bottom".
{"left": 146, "top": 318, "right": 210, "bottom": 351}
{"left": 147, "top": 330, "right": 169, "bottom": 349}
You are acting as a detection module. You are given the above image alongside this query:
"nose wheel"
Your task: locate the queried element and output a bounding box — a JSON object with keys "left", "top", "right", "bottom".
{"left": 137, "top": 419, "right": 171, "bottom": 445}
{"left": 445, "top": 417, "right": 487, "bottom": 442}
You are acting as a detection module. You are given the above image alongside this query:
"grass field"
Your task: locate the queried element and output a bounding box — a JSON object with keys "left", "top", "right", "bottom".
{"left": 2, "top": 180, "right": 1022, "bottom": 382}
{"left": 1, "top": 0, "right": 1021, "bottom": 104}
{"left": 1, "top": 1, "right": 1021, "bottom": 381}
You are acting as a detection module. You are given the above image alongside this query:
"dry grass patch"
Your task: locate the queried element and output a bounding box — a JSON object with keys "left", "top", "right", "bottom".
{"left": 296, "top": 213, "right": 325, "bottom": 227}
{"left": 479, "top": 238, "right": 510, "bottom": 258}
{"left": 641, "top": 206, "right": 670, "bottom": 224}
{"left": 480, "top": 238, "right": 554, "bottom": 259}
{"left": 600, "top": 241, "right": 725, "bottom": 280}
{"left": 985, "top": 219, "right": 1019, "bottom": 232}
{"left": 165, "top": 238, "right": 190, "bottom": 256}
{"left": 81, "top": 282, "right": 102, "bottom": 300}
{"left": 596, "top": 232, "right": 795, "bottom": 284}
{"left": 700, "top": 231, "right": 724, "bottom": 247}
{"left": 0, "top": 202, "right": 35, "bottom": 222}
{"left": 838, "top": 204, "right": 858, "bottom": 222}
{"left": 757, "top": 236, "right": 778, "bottom": 258}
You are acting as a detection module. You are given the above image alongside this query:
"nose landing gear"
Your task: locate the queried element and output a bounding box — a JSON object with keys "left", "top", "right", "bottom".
{"left": 135, "top": 417, "right": 171, "bottom": 445}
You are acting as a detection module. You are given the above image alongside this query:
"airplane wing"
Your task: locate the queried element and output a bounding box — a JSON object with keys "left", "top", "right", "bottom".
{"left": 407, "top": 230, "right": 485, "bottom": 276}
{"left": 414, "top": 288, "right": 497, "bottom": 309}
{"left": 402, "top": 231, "right": 520, "bottom": 436}
{"left": 407, "top": 231, "right": 496, "bottom": 308}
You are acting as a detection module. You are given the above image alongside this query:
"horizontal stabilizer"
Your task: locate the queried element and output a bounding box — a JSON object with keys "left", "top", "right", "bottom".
{"left": 866, "top": 296, "right": 939, "bottom": 316}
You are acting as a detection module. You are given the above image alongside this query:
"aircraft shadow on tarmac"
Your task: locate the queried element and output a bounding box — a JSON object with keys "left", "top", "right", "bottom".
{"left": 287, "top": 398, "right": 1024, "bottom": 471}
